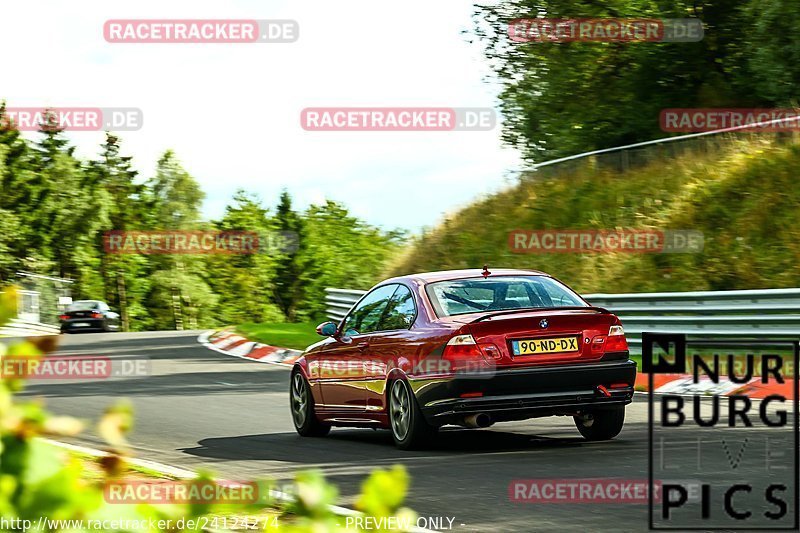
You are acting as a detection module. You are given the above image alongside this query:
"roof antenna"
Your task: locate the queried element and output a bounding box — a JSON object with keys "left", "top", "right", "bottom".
{"left": 482, "top": 264, "right": 491, "bottom": 278}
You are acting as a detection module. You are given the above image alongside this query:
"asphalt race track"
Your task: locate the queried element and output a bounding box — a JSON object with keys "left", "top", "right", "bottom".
{"left": 18, "top": 331, "right": 797, "bottom": 532}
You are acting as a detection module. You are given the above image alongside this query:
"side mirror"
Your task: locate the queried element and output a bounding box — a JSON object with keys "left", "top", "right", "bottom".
{"left": 316, "top": 321, "right": 337, "bottom": 337}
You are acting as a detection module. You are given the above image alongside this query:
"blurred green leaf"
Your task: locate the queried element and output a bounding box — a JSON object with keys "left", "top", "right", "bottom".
{"left": 356, "top": 465, "right": 411, "bottom": 518}
{"left": 0, "top": 286, "right": 17, "bottom": 327}
{"left": 97, "top": 401, "right": 134, "bottom": 449}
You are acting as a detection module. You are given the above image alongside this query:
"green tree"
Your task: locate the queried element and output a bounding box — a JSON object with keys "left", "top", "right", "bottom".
{"left": 299, "top": 200, "right": 404, "bottom": 319}
{"left": 471, "top": 0, "right": 782, "bottom": 162}
{"left": 0, "top": 106, "right": 405, "bottom": 330}
{"left": 0, "top": 105, "right": 54, "bottom": 277}
{"left": 143, "top": 151, "right": 212, "bottom": 329}
{"left": 26, "top": 117, "right": 107, "bottom": 297}
{"left": 745, "top": 0, "right": 800, "bottom": 104}
{"left": 88, "top": 133, "right": 147, "bottom": 331}
{"left": 206, "top": 190, "right": 285, "bottom": 324}
{"left": 0, "top": 139, "right": 24, "bottom": 279}
{"left": 272, "top": 190, "right": 306, "bottom": 321}
{"left": 146, "top": 150, "right": 204, "bottom": 229}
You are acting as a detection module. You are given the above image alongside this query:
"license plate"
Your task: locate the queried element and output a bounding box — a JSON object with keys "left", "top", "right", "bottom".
{"left": 73, "top": 322, "right": 90, "bottom": 327}
{"left": 512, "top": 336, "right": 579, "bottom": 355}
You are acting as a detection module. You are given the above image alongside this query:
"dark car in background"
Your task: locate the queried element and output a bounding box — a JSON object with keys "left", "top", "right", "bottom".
{"left": 59, "top": 300, "right": 120, "bottom": 333}
{"left": 290, "top": 268, "right": 636, "bottom": 449}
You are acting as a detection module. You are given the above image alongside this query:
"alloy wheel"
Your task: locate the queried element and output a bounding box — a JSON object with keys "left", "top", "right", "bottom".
{"left": 390, "top": 381, "right": 411, "bottom": 440}
{"left": 291, "top": 373, "right": 308, "bottom": 428}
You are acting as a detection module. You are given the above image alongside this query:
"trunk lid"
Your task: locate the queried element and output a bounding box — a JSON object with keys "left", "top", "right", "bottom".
{"left": 65, "top": 310, "right": 98, "bottom": 318}
{"left": 465, "top": 307, "right": 618, "bottom": 367}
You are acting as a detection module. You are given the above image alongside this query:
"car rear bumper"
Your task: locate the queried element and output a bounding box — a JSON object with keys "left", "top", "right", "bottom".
{"left": 411, "top": 359, "right": 637, "bottom": 426}
{"left": 61, "top": 319, "right": 105, "bottom": 332}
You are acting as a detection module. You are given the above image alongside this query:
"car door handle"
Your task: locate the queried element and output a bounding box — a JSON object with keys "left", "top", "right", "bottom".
{"left": 357, "top": 342, "right": 370, "bottom": 352}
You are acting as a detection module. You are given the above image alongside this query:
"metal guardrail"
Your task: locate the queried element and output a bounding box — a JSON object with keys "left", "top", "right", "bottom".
{"left": 527, "top": 114, "right": 800, "bottom": 171}
{"left": 325, "top": 288, "right": 367, "bottom": 322}
{"left": 324, "top": 287, "right": 800, "bottom": 355}
{"left": 0, "top": 318, "right": 61, "bottom": 337}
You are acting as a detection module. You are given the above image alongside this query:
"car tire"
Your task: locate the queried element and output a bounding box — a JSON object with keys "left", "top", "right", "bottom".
{"left": 290, "top": 370, "right": 330, "bottom": 437}
{"left": 574, "top": 407, "right": 625, "bottom": 441}
{"left": 388, "top": 379, "right": 436, "bottom": 450}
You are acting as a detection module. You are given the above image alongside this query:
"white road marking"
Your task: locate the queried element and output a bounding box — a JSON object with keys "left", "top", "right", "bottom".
{"left": 42, "top": 437, "right": 437, "bottom": 532}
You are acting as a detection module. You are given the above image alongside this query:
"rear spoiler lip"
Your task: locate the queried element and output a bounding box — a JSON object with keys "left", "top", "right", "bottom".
{"left": 469, "top": 306, "right": 611, "bottom": 323}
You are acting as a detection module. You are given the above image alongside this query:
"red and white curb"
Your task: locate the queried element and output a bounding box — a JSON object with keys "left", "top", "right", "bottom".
{"left": 634, "top": 373, "right": 793, "bottom": 399}
{"left": 199, "top": 331, "right": 792, "bottom": 399}
{"left": 198, "top": 329, "right": 302, "bottom": 367}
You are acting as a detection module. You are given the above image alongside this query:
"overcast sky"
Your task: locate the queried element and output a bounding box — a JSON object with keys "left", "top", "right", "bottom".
{"left": 4, "top": 0, "right": 522, "bottom": 232}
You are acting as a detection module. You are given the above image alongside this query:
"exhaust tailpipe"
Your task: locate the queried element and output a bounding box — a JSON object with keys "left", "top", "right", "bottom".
{"left": 463, "top": 413, "right": 493, "bottom": 428}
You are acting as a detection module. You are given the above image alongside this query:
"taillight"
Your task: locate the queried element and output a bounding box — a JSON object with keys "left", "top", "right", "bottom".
{"left": 443, "top": 334, "right": 485, "bottom": 372}
{"left": 590, "top": 324, "right": 628, "bottom": 355}
{"left": 91, "top": 312, "right": 103, "bottom": 319}
{"left": 605, "top": 324, "right": 628, "bottom": 352}
{"left": 444, "top": 334, "right": 481, "bottom": 358}
{"left": 59, "top": 315, "right": 68, "bottom": 321}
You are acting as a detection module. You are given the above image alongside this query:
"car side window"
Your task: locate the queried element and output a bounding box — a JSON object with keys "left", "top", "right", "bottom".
{"left": 379, "top": 285, "right": 416, "bottom": 330}
{"left": 341, "top": 285, "right": 398, "bottom": 336}
{"left": 99, "top": 302, "right": 110, "bottom": 311}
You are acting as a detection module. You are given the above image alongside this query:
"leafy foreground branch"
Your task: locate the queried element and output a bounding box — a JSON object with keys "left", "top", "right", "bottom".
{"left": 0, "top": 290, "right": 416, "bottom": 532}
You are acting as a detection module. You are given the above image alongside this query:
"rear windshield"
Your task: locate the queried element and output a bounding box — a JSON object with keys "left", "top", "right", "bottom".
{"left": 425, "top": 276, "right": 587, "bottom": 317}
{"left": 67, "top": 301, "right": 99, "bottom": 311}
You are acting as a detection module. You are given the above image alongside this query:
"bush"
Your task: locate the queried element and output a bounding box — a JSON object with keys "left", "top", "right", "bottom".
{"left": 0, "top": 287, "right": 416, "bottom": 532}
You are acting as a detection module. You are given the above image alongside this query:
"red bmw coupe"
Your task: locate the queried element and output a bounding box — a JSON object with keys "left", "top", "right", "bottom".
{"left": 290, "top": 268, "right": 636, "bottom": 449}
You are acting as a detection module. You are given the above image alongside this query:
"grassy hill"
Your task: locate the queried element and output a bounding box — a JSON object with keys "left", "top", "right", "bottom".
{"left": 387, "top": 135, "right": 800, "bottom": 293}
